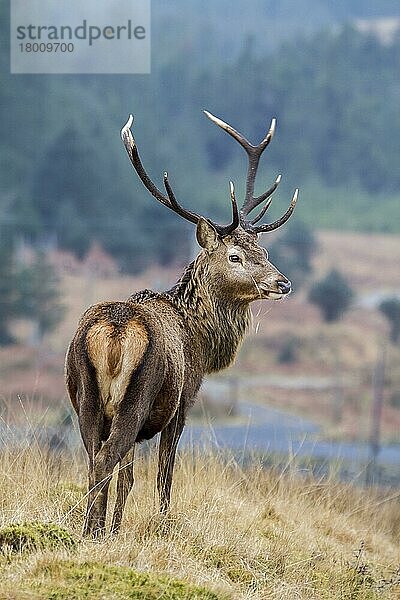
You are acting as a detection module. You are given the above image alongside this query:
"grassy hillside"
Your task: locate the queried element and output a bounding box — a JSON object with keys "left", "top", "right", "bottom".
{"left": 0, "top": 448, "right": 399, "bottom": 599}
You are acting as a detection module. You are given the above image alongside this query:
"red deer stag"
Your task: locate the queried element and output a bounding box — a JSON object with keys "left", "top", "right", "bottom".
{"left": 65, "top": 111, "right": 299, "bottom": 537}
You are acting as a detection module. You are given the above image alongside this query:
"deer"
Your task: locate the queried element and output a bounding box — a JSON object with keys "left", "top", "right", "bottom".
{"left": 65, "top": 110, "right": 299, "bottom": 537}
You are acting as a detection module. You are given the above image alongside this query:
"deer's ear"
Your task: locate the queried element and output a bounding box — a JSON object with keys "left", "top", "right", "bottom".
{"left": 196, "top": 218, "right": 220, "bottom": 251}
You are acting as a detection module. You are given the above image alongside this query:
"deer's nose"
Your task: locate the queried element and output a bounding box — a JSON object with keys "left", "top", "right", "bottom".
{"left": 277, "top": 279, "right": 291, "bottom": 294}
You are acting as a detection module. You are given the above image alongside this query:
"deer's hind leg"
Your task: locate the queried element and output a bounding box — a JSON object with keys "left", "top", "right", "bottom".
{"left": 111, "top": 446, "right": 135, "bottom": 534}
{"left": 157, "top": 401, "right": 186, "bottom": 514}
{"left": 85, "top": 355, "right": 164, "bottom": 536}
{"left": 65, "top": 340, "right": 106, "bottom": 537}
{"left": 86, "top": 407, "right": 146, "bottom": 537}
{"left": 78, "top": 386, "right": 107, "bottom": 538}
{"left": 83, "top": 317, "right": 151, "bottom": 537}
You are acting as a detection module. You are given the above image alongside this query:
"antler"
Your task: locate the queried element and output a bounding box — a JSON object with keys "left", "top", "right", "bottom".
{"left": 203, "top": 110, "right": 299, "bottom": 234}
{"left": 121, "top": 115, "right": 239, "bottom": 237}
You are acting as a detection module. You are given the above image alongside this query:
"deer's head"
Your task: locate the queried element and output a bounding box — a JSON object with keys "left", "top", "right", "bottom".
{"left": 121, "top": 111, "right": 299, "bottom": 304}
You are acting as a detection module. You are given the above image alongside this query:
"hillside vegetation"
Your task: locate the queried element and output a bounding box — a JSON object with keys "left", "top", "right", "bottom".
{"left": 1, "top": 229, "right": 399, "bottom": 442}
{"left": 0, "top": 447, "right": 399, "bottom": 599}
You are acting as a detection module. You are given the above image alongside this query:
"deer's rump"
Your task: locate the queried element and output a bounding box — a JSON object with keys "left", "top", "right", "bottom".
{"left": 86, "top": 318, "right": 149, "bottom": 420}
{"left": 81, "top": 300, "right": 187, "bottom": 441}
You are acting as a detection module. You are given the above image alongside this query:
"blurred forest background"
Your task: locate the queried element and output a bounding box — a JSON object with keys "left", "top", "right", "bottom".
{"left": 2, "top": 1, "right": 400, "bottom": 268}
{"left": 1, "top": 0, "right": 400, "bottom": 454}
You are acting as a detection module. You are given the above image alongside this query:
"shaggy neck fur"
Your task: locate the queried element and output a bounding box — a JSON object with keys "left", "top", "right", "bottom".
{"left": 165, "top": 254, "right": 252, "bottom": 373}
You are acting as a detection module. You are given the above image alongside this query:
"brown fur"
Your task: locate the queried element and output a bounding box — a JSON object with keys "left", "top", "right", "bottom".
{"left": 65, "top": 222, "right": 291, "bottom": 538}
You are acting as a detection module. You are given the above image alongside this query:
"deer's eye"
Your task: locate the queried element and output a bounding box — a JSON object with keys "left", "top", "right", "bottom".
{"left": 229, "top": 254, "right": 241, "bottom": 263}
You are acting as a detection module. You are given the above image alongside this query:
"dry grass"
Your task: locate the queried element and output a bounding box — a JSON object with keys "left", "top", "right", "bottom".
{"left": 0, "top": 443, "right": 399, "bottom": 599}
{"left": 314, "top": 230, "right": 400, "bottom": 293}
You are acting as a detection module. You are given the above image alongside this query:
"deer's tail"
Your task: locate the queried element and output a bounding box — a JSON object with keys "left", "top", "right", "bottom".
{"left": 86, "top": 320, "right": 149, "bottom": 418}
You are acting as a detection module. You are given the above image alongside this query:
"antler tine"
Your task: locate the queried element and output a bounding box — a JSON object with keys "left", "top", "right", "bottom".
{"left": 203, "top": 110, "right": 253, "bottom": 152}
{"left": 203, "top": 110, "right": 280, "bottom": 224}
{"left": 250, "top": 198, "right": 273, "bottom": 226}
{"left": 219, "top": 181, "right": 240, "bottom": 236}
{"left": 250, "top": 174, "right": 282, "bottom": 225}
{"left": 164, "top": 172, "right": 238, "bottom": 236}
{"left": 163, "top": 172, "right": 198, "bottom": 225}
{"left": 121, "top": 115, "right": 170, "bottom": 209}
{"left": 254, "top": 173, "right": 282, "bottom": 206}
{"left": 122, "top": 114, "right": 239, "bottom": 237}
{"left": 257, "top": 117, "right": 276, "bottom": 151}
{"left": 252, "top": 189, "right": 299, "bottom": 233}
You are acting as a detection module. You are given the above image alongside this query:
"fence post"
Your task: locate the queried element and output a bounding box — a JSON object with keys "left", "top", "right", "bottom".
{"left": 366, "top": 345, "right": 386, "bottom": 486}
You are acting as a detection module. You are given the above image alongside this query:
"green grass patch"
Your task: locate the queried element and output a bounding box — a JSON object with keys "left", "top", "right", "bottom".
{"left": 24, "top": 560, "right": 223, "bottom": 600}
{"left": 0, "top": 522, "right": 76, "bottom": 554}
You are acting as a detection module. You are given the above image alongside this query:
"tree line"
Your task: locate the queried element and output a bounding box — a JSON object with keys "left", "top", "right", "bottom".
{"left": 1, "top": 4, "right": 400, "bottom": 274}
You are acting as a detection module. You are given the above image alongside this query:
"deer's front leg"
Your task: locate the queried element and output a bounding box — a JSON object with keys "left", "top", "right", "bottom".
{"left": 157, "top": 403, "right": 186, "bottom": 513}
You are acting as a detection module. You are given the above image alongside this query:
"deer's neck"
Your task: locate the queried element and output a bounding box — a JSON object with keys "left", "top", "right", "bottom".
{"left": 166, "top": 257, "right": 252, "bottom": 373}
